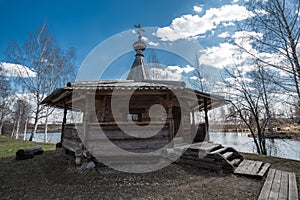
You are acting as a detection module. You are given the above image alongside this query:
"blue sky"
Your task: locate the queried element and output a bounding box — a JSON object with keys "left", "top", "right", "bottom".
{"left": 0, "top": 0, "right": 201, "bottom": 66}
{"left": 0, "top": 0, "right": 263, "bottom": 84}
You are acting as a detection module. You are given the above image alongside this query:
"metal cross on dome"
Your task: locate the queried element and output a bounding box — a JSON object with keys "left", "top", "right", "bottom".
{"left": 134, "top": 24, "right": 144, "bottom": 38}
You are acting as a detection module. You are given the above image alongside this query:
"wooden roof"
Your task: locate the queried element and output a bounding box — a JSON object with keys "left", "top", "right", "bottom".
{"left": 42, "top": 80, "right": 226, "bottom": 111}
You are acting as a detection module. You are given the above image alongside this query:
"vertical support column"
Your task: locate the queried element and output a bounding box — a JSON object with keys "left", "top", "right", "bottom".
{"left": 167, "top": 93, "right": 174, "bottom": 143}
{"left": 61, "top": 102, "right": 68, "bottom": 143}
{"left": 83, "top": 94, "right": 92, "bottom": 143}
{"left": 192, "top": 110, "right": 195, "bottom": 126}
{"left": 204, "top": 98, "right": 209, "bottom": 142}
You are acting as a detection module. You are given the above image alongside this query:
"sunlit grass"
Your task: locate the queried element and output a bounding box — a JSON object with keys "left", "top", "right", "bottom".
{"left": 0, "top": 135, "right": 55, "bottom": 158}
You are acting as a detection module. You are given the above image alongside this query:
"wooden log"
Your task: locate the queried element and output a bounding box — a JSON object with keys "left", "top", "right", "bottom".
{"left": 181, "top": 155, "right": 216, "bottom": 163}
{"left": 16, "top": 146, "right": 44, "bottom": 160}
{"left": 179, "top": 158, "right": 223, "bottom": 171}
{"left": 86, "top": 138, "right": 169, "bottom": 150}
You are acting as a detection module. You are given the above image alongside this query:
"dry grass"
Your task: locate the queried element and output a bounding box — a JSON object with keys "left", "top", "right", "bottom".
{"left": 0, "top": 136, "right": 299, "bottom": 199}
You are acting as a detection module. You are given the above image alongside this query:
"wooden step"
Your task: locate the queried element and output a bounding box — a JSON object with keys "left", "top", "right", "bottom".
{"left": 257, "top": 163, "right": 271, "bottom": 177}
{"left": 210, "top": 147, "right": 227, "bottom": 155}
{"left": 223, "top": 152, "right": 234, "bottom": 160}
{"left": 234, "top": 160, "right": 270, "bottom": 177}
{"left": 230, "top": 158, "right": 242, "bottom": 167}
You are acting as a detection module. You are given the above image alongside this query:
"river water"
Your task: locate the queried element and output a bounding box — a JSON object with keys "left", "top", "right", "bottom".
{"left": 210, "top": 132, "right": 300, "bottom": 161}
{"left": 25, "top": 131, "right": 300, "bottom": 161}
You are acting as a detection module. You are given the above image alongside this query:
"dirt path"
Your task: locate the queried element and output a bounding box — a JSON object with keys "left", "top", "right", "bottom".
{"left": 0, "top": 150, "right": 264, "bottom": 200}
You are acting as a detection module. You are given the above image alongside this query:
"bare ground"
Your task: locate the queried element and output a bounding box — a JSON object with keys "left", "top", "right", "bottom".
{"left": 0, "top": 150, "right": 266, "bottom": 200}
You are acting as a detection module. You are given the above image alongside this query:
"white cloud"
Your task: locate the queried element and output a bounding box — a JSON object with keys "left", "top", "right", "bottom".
{"left": 218, "top": 31, "right": 231, "bottom": 38}
{"left": 193, "top": 5, "right": 203, "bottom": 13}
{"left": 142, "top": 36, "right": 149, "bottom": 42}
{"left": 167, "top": 65, "right": 195, "bottom": 73}
{"left": 148, "top": 41, "right": 159, "bottom": 46}
{"left": 0, "top": 62, "right": 36, "bottom": 77}
{"left": 200, "top": 42, "right": 240, "bottom": 69}
{"left": 155, "top": 4, "right": 254, "bottom": 41}
{"left": 190, "top": 76, "right": 198, "bottom": 80}
{"left": 149, "top": 67, "right": 182, "bottom": 81}
{"left": 222, "top": 22, "right": 235, "bottom": 27}
{"left": 148, "top": 65, "right": 195, "bottom": 81}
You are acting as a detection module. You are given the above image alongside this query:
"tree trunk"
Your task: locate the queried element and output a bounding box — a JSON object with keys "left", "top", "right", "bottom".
{"left": 15, "top": 116, "right": 20, "bottom": 139}
{"left": 0, "top": 124, "right": 2, "bottom": 136}
{"left": 29, "top": 114, "right": 39, "bottom": 141}
{"left": 23, "top": 118, "right": 28, "bottom": 140}
{"left": 11, "top": 120, "right": 16, "bottom": 138}
{"left": 44, "top": 114, "right": 48, "bottom": 143}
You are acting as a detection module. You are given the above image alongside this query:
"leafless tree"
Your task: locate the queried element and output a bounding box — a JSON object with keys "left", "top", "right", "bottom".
{"left": 148, "top": 53, "right": 161, "bottom": 80}
{"left": 189, "top": 53, "right": 207, "bottom": 92}
{"left": 11, "top": 99, "right": 31, "bottom": 139}
{"left": 239, "top": 0, "right": 300, "bottom": 111}
{"left": 0, "top": 67, "right": 11, "bottom": 135}
{"left": 224, "top": 63, "right": 278, "bottom": 154}
{"left": 5, "top": 23, "right": 75, "bottom": 141}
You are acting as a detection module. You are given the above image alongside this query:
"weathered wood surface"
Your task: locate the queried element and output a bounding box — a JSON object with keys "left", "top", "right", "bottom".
{"left": 167, "top": 142, "right": 244, "bottom": 172}
{"left": 234, "top": 160, "right": 270, "bottom": 177}
{"left": 16, "top": 146, "right": 44, "bottom": 160}
{"left": 258, "top": 169, "right": 298, "bottom": 200}
{"left": 86, "top": 138, "right": 169, "bottom": 151}
{"left": 62, "top": 139, "right": 83, "bottom": 152}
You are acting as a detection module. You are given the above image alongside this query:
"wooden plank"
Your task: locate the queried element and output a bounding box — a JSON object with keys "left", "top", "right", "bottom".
{"left": 258, "top": 168, "right": 276, "bottom": 200}
{"left": 269, "top": 170, "right": 282, "bottom": 199}
{"left": 190, "top": 143, "right": 221, "bottom": 152}
{"left": 258, "top": 163, "right": 271, "bottom": 177}
{"left": 223, "top": 152, "right": 233, "bottom": 160}
{"left": 62, "top": 139, "right": 83, "bottom": 152}
{"left": 247, "top": 161, "right": 263, "bottom": 175}
{"left": 235, "top": 160, "right": 253, "bottom": 174}
{"left": 245, "top": 161, "right": 259, "bottom": 174}
{"left": 210, "top": 147, "right": 227, "bottom": 155}
{"left": 278, "top": 171, "right": 289, "bottom": 200}
{"left": 288, "top": 172, "right": 298, "bottom": 200}
{"left": 234, "top": 159, "right": 251, "bottom": 174}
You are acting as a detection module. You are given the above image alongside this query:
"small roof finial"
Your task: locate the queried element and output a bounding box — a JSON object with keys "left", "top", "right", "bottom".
{"left": 133, "top": 24, "right": 146, "bottom": 52}
{"left": 134, "top": 24, "right": 144, "bottom": 39}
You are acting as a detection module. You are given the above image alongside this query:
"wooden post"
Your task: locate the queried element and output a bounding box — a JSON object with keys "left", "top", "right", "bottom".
{"left": 204, "top": 98, "right": 209, "bottom": 142}
{"left": 61, "top": 102, "right": 68, "bottom": 143}
{"left": 192, "top": 110, "right": 195, "bottom": 125}
{"left": 83, "top": 94, "right": 93, "bottom": 142}
{"left": 167, "top": 93, "right": 174, "bottom": 143}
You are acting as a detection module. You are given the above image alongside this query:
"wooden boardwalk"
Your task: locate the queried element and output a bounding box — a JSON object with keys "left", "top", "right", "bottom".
{"left": 234, "top": 159, "right": 271, "bottom": 177}
{"left": 258, "top": 169, "right": 298, "bottom": 200}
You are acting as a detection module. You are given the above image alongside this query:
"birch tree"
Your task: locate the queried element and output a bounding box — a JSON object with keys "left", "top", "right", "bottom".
{"left": 5, "top": 23, "right": 75, "bottom": 141}
{"left": 224, "top": 62, "right": 278, "bottom": 155}
{"left": 239, "top": 0, "right": 300, "bottom": 110}
{"left": 0, "top": 67, "right": 11, "bottom": 135}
